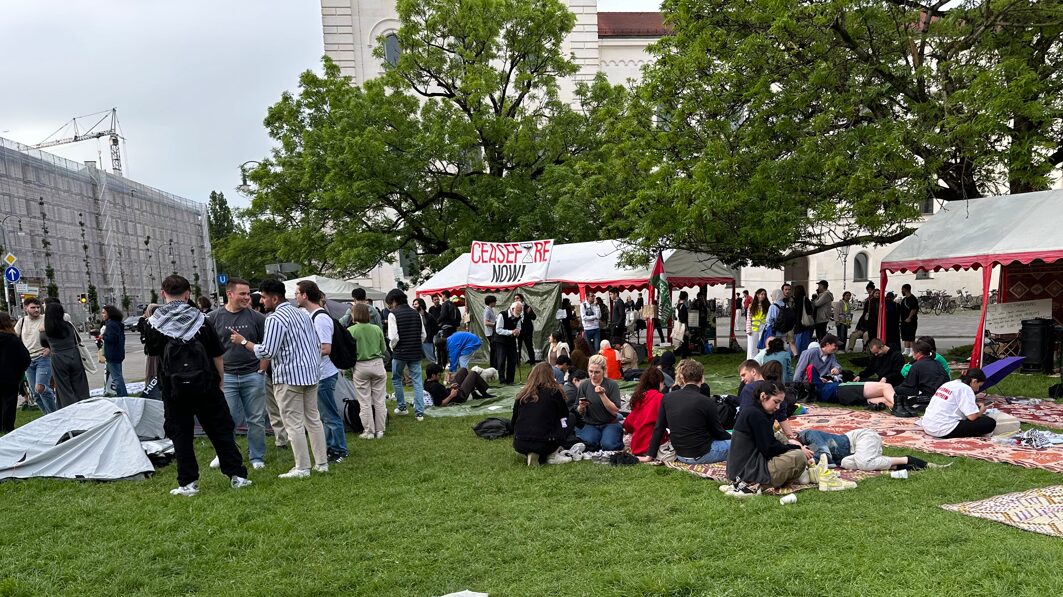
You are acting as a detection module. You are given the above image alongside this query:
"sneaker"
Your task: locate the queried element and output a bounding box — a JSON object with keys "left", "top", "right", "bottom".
{"left": 358, "top": 431, "right": 374, "bottom": 439}
{"left": 276, "top": 443, "right": 290, "bottom": 451}
{"left": 718, "top": 483, "right": 738, "bottom": 494}
{"left": 374, "top": 431, "right": 385, "bottom": 439}
{"left": 727, "top": 484, "right": 761, "bottom": 498}
{"left": 415, "top": 414, "right": 425, "bottom": 422}
{"left": 328, "top": 453, "right": 346, "bottom": 463}
{"left": 209, "top": 456, "right": 220, "bottom": 469}
{"left": 818, "top": 468, "right": 857, "bottom": 491}
{"left": 527, "top": 453, "right": 540, "bottom": 467}
{"left": 169, "top": 481, "right": 199, "bottom": 497}
{"left": 313, "top": 464, "right": 329, "bottom": 473}
{"left": 230, "top": 476, "right": 253, "bottom": 489}
{"left": 567, "top": 442, "right": 586, "bottom": 457}
{"left": 546, "top": 449, "right": 572, "bottom": 465}
{"left": 251, "top": 460, "right": 266, "bottom": 470}
{"left": 394, "top": 407, "right": 408, "bottom": 416}
{"left": 278, "top": 468, "right": 310, "bottom": 479}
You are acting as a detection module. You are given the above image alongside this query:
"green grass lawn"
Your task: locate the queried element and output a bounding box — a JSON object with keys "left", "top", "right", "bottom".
{"left": 2, "top": 353, "right": 1063, "bottom": 596}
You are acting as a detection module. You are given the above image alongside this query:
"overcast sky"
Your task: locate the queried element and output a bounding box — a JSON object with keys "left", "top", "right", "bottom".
{"left": 0, "top": 0, "right": 658, "bottom": 208}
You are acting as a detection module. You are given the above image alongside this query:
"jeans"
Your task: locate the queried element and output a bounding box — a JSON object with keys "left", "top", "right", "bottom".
{"left": 796, "top": 329, "right": 813, "bottom": 354}
{"left": 26, "top": 356, "right": 57, "bottom": 414}
{"left": 457, "top": 350, "right": 473, "bottom": 371}
{"left": 676, "top": 439, "right": 732, "bottom": 465}
{"left": 392, "top": 359, "right": 425, "bottom": 416}
{"left": 223, "top": 372, "right": 267, "bottom": 463}
{"left": 576, "top": 421, "right": 623, "bottom": 451}
{"left": 796, "top": 430, "right": 851, "bottom": 466}
{"left": 317, "top": 373, "right": 347, "bottom": 457}
{"left": 836, "top": 324, "right": 849, "bottom": 349}
{"left": 584, "top": 329, "right": 601, "bottom": 353}
{"left": 105, "top": 361, "right": 127, "bottom": 396}
{"left": 421, "top": 342, "right": 437, "bottom": 363}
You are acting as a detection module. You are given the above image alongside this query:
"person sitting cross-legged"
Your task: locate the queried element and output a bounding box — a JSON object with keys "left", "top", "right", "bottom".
{"left": 892, "top": 339, "right": 950, "bottom": 416}
{"left": 623, "top": 366, "right": 667, "bottom": 457}
{"left": 424, "top": 363, "right": 491, "bottom": 407}
{"left": 921, "top": 368, "right": 996, "bottom": 439}
{"left": 724, "top": 382, "right": 814, "bottom": 496}
{"left": 512, "top": 363, "right": 571, "bottom": 466}
{"left": 640, "top": 360, "right": 731, "bottom": 464}
{"left": 573, "top": 355, "right": 623, "bottom": 451}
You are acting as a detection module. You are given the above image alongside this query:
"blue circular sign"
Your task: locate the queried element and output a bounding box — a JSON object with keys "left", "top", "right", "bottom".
{"left": 217, "top": 273, "right": 229, "bottom": 285}
{"left": 3, "top": 266, "right": 19, "bottom": 283}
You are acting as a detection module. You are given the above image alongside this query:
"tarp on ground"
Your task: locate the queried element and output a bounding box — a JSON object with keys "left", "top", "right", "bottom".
{"left": 0, "top": 399, "right": 154, "bottom": 481}
{"left": 283, "top": 275, "right": 386, "bottom": 302}
{"left": 464, "top": 285, "right": 562, "bottom": 364}
{"left": 417, "top": 240, "right": 738, "bottom": 295}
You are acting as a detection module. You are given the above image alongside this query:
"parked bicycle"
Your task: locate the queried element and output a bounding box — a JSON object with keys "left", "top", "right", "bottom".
{"left": 918, "top": 289, "right": 956, "bottom": 315}
{"left": 956, "top": 288, "right": 982, "bottom": 310}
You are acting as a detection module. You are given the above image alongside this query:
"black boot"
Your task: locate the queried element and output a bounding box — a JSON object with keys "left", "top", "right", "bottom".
{"left": 891, "top": 395, "right": 916, "bottom": 418}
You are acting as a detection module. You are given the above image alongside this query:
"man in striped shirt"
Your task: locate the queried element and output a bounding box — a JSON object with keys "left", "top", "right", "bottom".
{"left": 230, "top": 279, "right": 328, "bottom": 479}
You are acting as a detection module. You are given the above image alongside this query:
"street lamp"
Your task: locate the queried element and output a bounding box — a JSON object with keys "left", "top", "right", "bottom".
{"left": 237, "top": 160, "right": 262, "bottom": 194}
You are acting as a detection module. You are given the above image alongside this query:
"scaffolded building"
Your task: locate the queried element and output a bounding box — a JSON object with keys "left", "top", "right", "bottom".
{"left": 0, "top": 136, "right": 216, "bottom": 322}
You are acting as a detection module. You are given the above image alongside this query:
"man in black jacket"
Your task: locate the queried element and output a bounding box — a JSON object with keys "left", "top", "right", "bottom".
{"left": 891, "top": 339, "right": 950, "bottom": 416}
{"left": 514, "top": 293, "right": 537, "bottom": 365}
{"left": 642, "top": 360, "right": 731, "bottom": 463}
{"left": 436, "top": 291, "right": 461, "bottom": 339}
{"left": 386, "top": 289, "right": 428, "bottom": 420}
{"left": 607, "top": 287, "right": 627, "bottom": 341}
{"left": 854, "top": 339, "right": 904, "bottom": 386}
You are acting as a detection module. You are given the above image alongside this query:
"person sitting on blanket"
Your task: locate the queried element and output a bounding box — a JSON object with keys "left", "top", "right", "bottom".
{"left": 737, "top": 360, "right": 797, "bottom": 439}
{"left": 553, "top": 355, "right": 572, "bottom": 385}
{"left": 724, "top": 381, "right": 815, "bottom": 496}
{"left": 797, "top": 428, "right": 928, "bottom": 471}
{"left": 900, "top": 335, "right": 951, "bottom": 380}
{"left": 598, "top": 340, "right": 623, "bottom": 380}
{"left": 792, "top": 335, "right": 843, "bottom": 385}
{"left": 641, "top": 360, "right": 731, "bottom": 464}
{"left": 761, "top": 337, "right": 792, "bottom": 382}
{"left": 921, "top": 368, "right": 996, "bottom": 439}
{"left": 511, "top": 363, "right": 572, "bottom": 466}
{"left": 573, "top": 355, "right": 624, "bottom": 451}
{"left": 853, "top": 339, "right": 904, "bottom": 386}
{"left": 615, "top": 336, "right": 641, "bottom": 381}
{"left": 424, "top": 364, "right": 491, "bottom": 407}
{"left": 563, "top": 368, "right": 587, "bottom": 406}
{"left": 624, "top": 366, "right": 668, "bottom": 456}
{"left": 894, "top": 339, "right": 950, "bottom": 402}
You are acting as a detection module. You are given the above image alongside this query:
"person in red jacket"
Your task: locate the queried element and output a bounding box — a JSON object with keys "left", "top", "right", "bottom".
{"left": 623, "top": 367, "right": 667, "bottom": 456}
{"left": 598, "top": 339, "right": 623, "bottom": 380}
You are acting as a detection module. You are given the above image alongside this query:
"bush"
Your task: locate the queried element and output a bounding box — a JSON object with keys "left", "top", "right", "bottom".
{"left": 946, "top": 344, "right": 973, "bottom": 360}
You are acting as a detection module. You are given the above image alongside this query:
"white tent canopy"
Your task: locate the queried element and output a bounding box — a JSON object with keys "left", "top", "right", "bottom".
{"left": 282, "top": 276, "right": 386, "bottom": 301}
{"left": 417, "top": 240, "right": 738, "bottom": 295}
{"left": 880, "top": 189, "right": 1063, "bottom": 274}
{"left": 0, "top": 399, "right": 155, "bottom": 481}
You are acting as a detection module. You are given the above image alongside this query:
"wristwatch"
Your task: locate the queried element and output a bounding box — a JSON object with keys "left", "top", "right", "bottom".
{"left": 241, "top": 339, "right": 249, "bottom": 346}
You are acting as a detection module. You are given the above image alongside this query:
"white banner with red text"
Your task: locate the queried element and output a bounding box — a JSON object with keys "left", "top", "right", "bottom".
{"left": 467, "top": 239, "right": 555, "bottom": 287}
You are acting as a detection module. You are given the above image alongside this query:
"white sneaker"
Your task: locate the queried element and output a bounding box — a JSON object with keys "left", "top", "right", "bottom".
{"left": 278, "top": 468, "right": 310, "bottom": 479}
{"left": 358, "top": 431, "right": 373, "bottom": 439}
{"left": 374, "top": 431, "right": 385, "bottom": 439}
{"left": 313, "top": 464, "right": 329, "bottom": 473}
{"left": 567, "top": 442, "right": 586, "bottom": 456}
{"left": 546, "top": 449, "right": 573, "bottom": 465}
{"left": 209, "top": 456, "right": 220, "bottom": 469}
{"left": 169, "top": 481, "right": 199, "bottom": 497}
{"left": 394, "top": 407, "right": 408, "bottom": 416}
{"left": 251, "top": 460, "right": 265, "bottom": 470}
{"left": 415, "top": 414, "right": 425, "bottom": 422}
{"left": 230, "top": 476, "right": 253, "bottom": 489}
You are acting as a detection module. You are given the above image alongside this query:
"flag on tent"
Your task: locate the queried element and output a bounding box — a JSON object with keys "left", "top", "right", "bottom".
{"left": 651, "top": 253, "right": 672, "bottom": 322}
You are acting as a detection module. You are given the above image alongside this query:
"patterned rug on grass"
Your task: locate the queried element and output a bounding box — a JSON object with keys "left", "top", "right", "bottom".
{"left": 988, "top": 397, "right": 1063, "bottom": 431}
{"left": 942, "top": 486, "right": 1063, "bottom": 537}
{"left": 789, "top": 405, "right": 1063, "bottom": 474}
{"left": 663, "top": 460, "right": 881, "bottom": 495}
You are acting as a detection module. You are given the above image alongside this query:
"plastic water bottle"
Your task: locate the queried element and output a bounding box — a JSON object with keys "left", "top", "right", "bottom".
{"left": 779, "top": 494, "right": 798, "bottom": 505}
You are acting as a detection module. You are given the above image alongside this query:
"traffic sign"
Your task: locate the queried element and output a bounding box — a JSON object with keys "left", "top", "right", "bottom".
{"left": 3, "top": 253, "right": 15, "bottom": 266}
{"left": 3, "top": 266, "right": 19, "bottom": 283}
{"left": 218, "top": 273, "right": 229, "bottom": 285}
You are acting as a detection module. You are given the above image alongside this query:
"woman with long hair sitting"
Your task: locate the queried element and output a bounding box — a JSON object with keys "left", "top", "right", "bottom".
{"left": 622, "top": 367, "right": 667, "bottom": 456}
{"left": 725, "top": 381, "right": 814, "bottom": 496}
{"left": 512, "top": 362, "right": 571, "bottom": 466}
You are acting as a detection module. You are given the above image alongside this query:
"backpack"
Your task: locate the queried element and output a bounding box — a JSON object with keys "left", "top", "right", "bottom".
{"left": 715, "top": 394, "right": 740, "bottom": 429}
{"left": 774, "top": 303, "right": 797, "bottom": 334}
{"left": 313, "top": 310, "right": 358, "bottom": 370}
{"left": 343, "top": 397, "right": 364, "bottom": 433}
{"left": 162, "top": 335, "right": 212, "bottom": 399}
{"left": 473, "top": 417, "right": 512, "bottom": 440}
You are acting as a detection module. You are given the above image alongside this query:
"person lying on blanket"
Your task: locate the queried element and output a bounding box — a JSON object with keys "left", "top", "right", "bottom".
{"left": 921, "top": 368, "right": 996, "bottom": 439}
{"left": 796, "top": 429, "right": 928, "bottom": 471}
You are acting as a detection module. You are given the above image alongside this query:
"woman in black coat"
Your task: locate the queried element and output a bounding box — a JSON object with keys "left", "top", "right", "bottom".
{"left": 0, "top": 312, "right": 32, "bottom": 432}
{"left": 726, "top": 381, "right": 813, "bottom": 494}
{"left": 512, "top": 363, "right": 570, "bottom": 466}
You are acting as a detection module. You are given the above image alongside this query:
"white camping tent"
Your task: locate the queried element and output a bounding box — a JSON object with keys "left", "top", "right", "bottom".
{"left": 0, "top": 399, "right": 155, "bottom": 481}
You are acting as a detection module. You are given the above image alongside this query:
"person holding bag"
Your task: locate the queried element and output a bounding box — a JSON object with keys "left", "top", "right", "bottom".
{"left": 40, "top": 299, "right": 91, "bottom": 409}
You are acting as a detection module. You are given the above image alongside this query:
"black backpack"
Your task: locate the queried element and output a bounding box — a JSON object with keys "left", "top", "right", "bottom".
{"left": 162, "top": 335, "right": 212, "bottom": 399}
{"left": 774, "top": 303, "right": 797, "bottom": 334}
{"left": 473, "top": 417, "right": 512, "bottom": 439}
{"left": 313, "top": 310, "right": 358, "bottom": 370}
{"left": 343, "top": 397, "right": 364, "bottom": 433}
{"left": 715, "top": 394, "right": 740, "bottom": 429}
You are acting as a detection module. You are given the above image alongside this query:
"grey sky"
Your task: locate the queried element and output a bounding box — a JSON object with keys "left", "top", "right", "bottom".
{"left": 1, "top": 0, "right": 657, "bottom": 208}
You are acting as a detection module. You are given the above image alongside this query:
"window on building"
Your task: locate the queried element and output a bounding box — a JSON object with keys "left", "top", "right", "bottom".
{"left": 853, "top": 252, "right": 869, "bottom": 282}
{"left": 383, "top": 33, "right": 401, "bottom": 68}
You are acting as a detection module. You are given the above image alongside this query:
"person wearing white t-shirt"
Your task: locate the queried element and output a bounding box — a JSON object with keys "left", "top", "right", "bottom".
{"left": 296, "top": 280, "right": 348, "bottom": 463}
{"left": 921, "top": 369, "right": 995, "bottom": 439}
{"left": 580, "top": 299, "right": 601, "bottom": 353}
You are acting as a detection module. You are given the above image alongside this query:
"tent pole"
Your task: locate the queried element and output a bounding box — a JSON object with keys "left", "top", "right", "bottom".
{"left": 970, "top": 264, "right": 994, "bottom": 369}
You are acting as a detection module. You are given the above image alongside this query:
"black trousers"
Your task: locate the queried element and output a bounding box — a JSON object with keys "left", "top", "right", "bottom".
{"left": 497, "top": 339, "right": 518, "bottom": 384}
{"left": 513, "top": 437, "right": 560, "bottom": 463}
{"left": 488, "top": 339, "right": 500, "bottom": 370}
{"left": 451, "top": 368, "right": 488, "bottom": 402}
{"left": 943, "top": 416, "right": 997, "bottom": 438}
{"left": 163, "top": 384, "right": 248, "bottom": 486}
{"left": 0, "top": 382, "right": 18, "bottom": 433}
{"left": 814, "top": 323, "right": 829, "bottom": 342}
{"left": 519, "top": 332, "right": 536, "bottom": 364}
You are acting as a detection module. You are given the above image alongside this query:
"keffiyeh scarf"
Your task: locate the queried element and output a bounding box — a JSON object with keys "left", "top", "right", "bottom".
{"left": 148, "top": 301, "right": 205, "bottom": 341}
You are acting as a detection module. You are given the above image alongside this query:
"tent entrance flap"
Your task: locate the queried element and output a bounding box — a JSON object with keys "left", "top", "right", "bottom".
{"left": 463, "top": 285, "right": 562, "bottom": 365}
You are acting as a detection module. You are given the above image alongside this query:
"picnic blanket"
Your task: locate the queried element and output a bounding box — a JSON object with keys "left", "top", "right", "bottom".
{"left": 663, "top": 460, "right": 882, "bottom": 495}
{"left": 942, "top": 486, "right": 1063, "bottom": 537}
{"left": 988, "top": 396, "right": 1063, "bottom": 431}
{"left": 790, "top": 406, "right": 1063, "bottom": 474}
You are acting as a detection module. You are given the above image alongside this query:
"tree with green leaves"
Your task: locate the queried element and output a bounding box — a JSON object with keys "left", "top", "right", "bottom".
{"left": 207, "top": 191, "right": 236, "bottom": 244}
{"left": 243, "top": 0, "right": 624, "bottom": 279}
{"left": 598, "top": 0, "right": 1063, "bottom": 267}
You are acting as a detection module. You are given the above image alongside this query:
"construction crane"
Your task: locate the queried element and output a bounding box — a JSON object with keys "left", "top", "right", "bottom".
{"left": 32, "top": 108, "right": 124, "bottom": 176}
